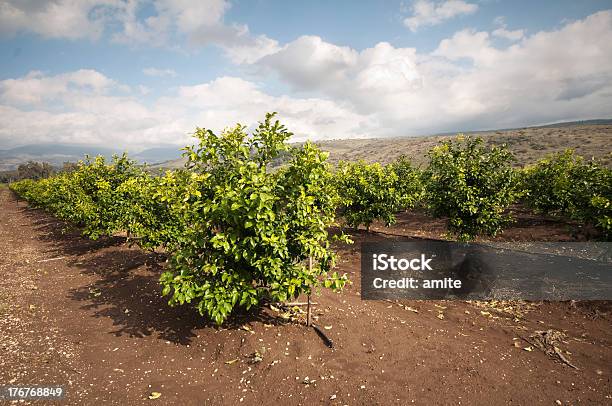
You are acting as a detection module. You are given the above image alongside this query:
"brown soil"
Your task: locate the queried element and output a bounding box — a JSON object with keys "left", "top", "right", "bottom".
{"left": 0, "top": 189, "right": 610, "bottom": 405}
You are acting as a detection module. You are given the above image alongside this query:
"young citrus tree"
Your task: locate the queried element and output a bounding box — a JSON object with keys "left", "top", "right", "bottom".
{"left": 159, "top": 113, "right": 348, "bottom": 325}
{"left": 389, "top": 155, "right": 425, "bottom": 211}
{"left": 65, "top": 154, "right": 141, "bottom": 239}
{"left": 10, "top": 154, "right": 141, "bottom": 240}
{"left": 116, "top": 169, "right": 192, "bottom": 250}
{"left": 522, "top": 150, "right": 611, "bottom": 239}
{"left": 335, "top": 160, "right": 406, "bottom": 230}
{"left": 521, "top": 149, "right": 580, "bottom": 215}
{"left": 10, "top": 178, "right": 42, "bottom": 203}
{"left": 424, "top": 135, "right": 519, "bottom": 241}
{"left": 10, "top": 166, "right": 93, "bottom": 225}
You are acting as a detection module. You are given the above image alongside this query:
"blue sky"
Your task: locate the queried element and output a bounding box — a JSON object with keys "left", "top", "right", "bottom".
{"left": 1, "top": 0, "right": 611, "bottom": 149}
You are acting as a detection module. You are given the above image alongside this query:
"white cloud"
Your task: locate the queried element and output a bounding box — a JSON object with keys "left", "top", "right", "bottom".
{"left": 260, "top": 37, "right": 427, "bottom": 108}
{"left": 403, "top": 0, "right": 478, "bottom": 32}
{"left": 432, "top": 28, "right": 499, "bottom": 65}
{"left": 142, "top": 67, "right": 177, "bottom": 77}
{"left": 491, "top": 16, "right": 525, "bottom": 41}
{"left": 0, "top": 70, "right": 375, "bottom": 149}
{"left": 111, "top": 0, "right": 280, "bottom": 63}
{"left": 260, "top": 36, "right": 358, "bottom": 90}
{"left": 0, "top": 0, "right": 279, "bottom": 63}
{"left": 0, "top": 69, "right": 116, "bottom": 107}
{"left": 164, "top": 77, "right": 375, "bottom": 139}
{"left": 259, "top": 11, "right": 612, "bottom": 134}
{"left": 1, "top": 10, "right": 612, "bottom": 149}
{"left": 429, "top": 11, "right": 612, "bottom": 127}
{"left": 492, "top": 27, "right": 525, "bottom": 41}
{"left": 0, "top": 0, "right": 118, "bottom": 40}
{"left": 109, "top": 0, "right": 171, "bottom": 46}
{"left": 157, "top": 0, "right": 229, "bottom": 32}
{"left": 137, "top": 85, "right": 151, "bottom": 95}
{"left": 217, "top": 30, "right": 281, "bottom": 64}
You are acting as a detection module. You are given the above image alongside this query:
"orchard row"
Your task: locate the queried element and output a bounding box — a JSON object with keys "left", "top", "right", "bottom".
{"left": 10, "top": 114, "right": 611, "bottom": 323}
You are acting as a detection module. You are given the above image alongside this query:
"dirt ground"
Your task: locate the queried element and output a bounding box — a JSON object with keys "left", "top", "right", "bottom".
{"left": 0, "top": 188, "right": 610, "bottom": 405}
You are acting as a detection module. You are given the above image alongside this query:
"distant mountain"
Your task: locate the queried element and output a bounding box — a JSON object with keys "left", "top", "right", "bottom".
{"left": 0, "top": 144, "right": 114, "bottom": 171}
{"left": 149, "top": 119, "right": 612, "bottom": 170}
{"left": 1, "top": 119, "right": 610, "bottom": 171}
{"left": 527, "top": 118, "right": 612, "bottom": 128}
{"left": 0, "top": 143, "right": 183, "bottom": 171}
{"left": 432, "top": 118, "right": 612, "bottom": 136}
{"left": 132, "top": 146, "right": 183, "bottom": 164}
{"left": 0, "top": 143, "right": 118, "bottom": 159}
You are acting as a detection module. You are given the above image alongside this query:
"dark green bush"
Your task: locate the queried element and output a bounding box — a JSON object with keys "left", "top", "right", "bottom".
{"left": 336, "top": 160, "right": 403, "bottom": 230}
{"left": 424, "top": 135, "right": 519, "bottom": 241}
{"left": 522, "top": 149, "right": 611, "bottom": 239}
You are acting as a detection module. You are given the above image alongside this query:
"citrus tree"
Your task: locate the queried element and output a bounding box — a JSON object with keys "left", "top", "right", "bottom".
{"left": 389, "top": 155, "right": 425, "bottom": 211}
{"left": 335, "top": 160, "right": 406, "bottom": 230}
{"left": 522, "top": 149, "right": 611, "bottom": 239}
{"left": 70, "top": 154, "right": 141, "bottom": 239}
{"left": 424, "top": 135, "right": 519, "bottom": 241}
{"left": 10, "top": 154, "right": 141, "bottom": 239}
{"left": 159, "top": 113, "right": 348, "bottom": 325}
{"left": 116, "top": 169, "right": 193, "bottom": 250}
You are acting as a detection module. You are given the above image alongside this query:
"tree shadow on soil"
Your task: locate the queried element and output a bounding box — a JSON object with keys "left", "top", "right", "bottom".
{"left": 19, "top": 205, "right": 287, "bottom": 346}
{"left": 65, "top": 249, "right": 283, "bottom": 345}
{"left": 19, "top": 205, "right": 126, "bottom": 255}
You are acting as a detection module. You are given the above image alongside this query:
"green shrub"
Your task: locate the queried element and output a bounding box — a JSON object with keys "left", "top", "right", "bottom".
{"left": 424, "top": 135, "right": 519, "bottom": 241}
{"left": 116, "top": 169, "right": 190, "bottom": 250}
{"left": 590, "top": 195, "right": 611, "bottom": 239}
{"left": 522, "top": 149, "right": 611, "bottom": 239}
{"left": 336, "top": 160, "right": 403, "bottom": 230}
{"left": 388, "top": 155, "right": 425, "bottom": 210}
{"left": 159, "top": 113, "right": 348, "bottom": 325}
{"left": 10, "top": 154, "right": 141, "bottom": 239}
{"left": 335, "top": 156, "right": 424, "bottom": 230}
{"left": 9, "top": 115, "right": 350, "bottom": 325}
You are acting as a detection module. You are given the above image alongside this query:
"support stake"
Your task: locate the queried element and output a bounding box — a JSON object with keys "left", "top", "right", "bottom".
{"left": 307, "top": 256, "right": 312, "bottom": 327}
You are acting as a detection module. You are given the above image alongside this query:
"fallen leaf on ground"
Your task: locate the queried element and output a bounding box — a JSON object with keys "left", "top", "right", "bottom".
{"left": 434, "top": 304, "right": 447, "bottom": 309}
{"left": 148, "top": 392, "right": 161, "bottom": 400}
{"left": 248, "top": 348, "right": 264, "bottom": 364}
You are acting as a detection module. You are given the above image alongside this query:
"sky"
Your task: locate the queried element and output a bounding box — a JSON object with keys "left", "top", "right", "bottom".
{"left": 1, "top": 0, "right": 612, "bottom": 150}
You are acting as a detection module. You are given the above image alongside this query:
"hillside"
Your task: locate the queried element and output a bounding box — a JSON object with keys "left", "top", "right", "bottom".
{"left": 0, "top": 144, "right": 182, "bottom": 171}
{"left": 151, "top": 122, "right": 612, "bottom": 170}
{"left": 2, "top": 121, "right": 610, "bottom": 172}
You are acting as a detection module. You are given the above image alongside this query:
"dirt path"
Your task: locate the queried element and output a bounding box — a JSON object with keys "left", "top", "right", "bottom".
{"left": 0, "top": 188, "right": 610, "bottom": 405}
